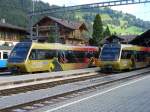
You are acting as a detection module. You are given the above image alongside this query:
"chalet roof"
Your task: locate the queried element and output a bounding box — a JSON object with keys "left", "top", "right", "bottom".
{"left": 101, "top": 35, "right": 137, "bottom": 44}
{"left": 120, "top": 35, "right": 136, "bottom": 43}
{"left": 0, "top": 22, "right": 27, "bottom": 32}
{"left": 129, "top": 30, "right": 150, "bottom": 47}
{"left": 34, "top": 16, "right": 87, "bottom": 30}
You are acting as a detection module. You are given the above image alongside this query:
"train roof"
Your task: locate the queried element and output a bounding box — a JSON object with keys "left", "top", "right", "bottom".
{"left": 121, "top": 44, "right": 150, "bottom": 52}
{"left": 18, "top": 42, "right": 99, "bottom": 52}
{"left": 102, "top": 43, "right": 150, "bottom": 52}
{"left": 121, "top": 44, "right": 149, "bottom": 48}
{"left": 103, "top": 43, "right": 149, "bottom": 48}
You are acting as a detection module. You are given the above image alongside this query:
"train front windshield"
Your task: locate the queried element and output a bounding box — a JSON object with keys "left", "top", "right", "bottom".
{"left": 100, "top": 44, "right": 121, "bottom": 61}
{"left": 8, "top": 43, "right": 31, "bottom": 63}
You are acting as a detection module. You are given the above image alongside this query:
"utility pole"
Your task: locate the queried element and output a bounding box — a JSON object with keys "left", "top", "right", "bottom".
{"left": 55, "top": 23, "right": 59, "bottom": 43}
{"left": 29, "top": 0, "right": 35, "bottom": 40}
{"left": 29, "top": 15, "right": 33, "bottom": 39}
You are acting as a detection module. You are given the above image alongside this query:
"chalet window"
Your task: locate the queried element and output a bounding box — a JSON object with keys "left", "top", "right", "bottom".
{"left": 1, "top": 32, "right": 5, "bottom": 39}
{"left": 4, "top": 32, "right": 7, "bottom": 40}
{"left": 7, "top": 32, "right": 13, "bottom": 40}
{"left": 5, "top": 32, "right": 9, "bottom": 40}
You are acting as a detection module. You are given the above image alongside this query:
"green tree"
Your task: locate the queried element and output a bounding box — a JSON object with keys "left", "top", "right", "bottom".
{"left": 48, "top": 34, "right": 56, "bottom": 43}
{"left": 48, "top": 24, "right": 60, "bottom": 43}
{"left": 89, "top": 38, "right": 95, "bottom": 46}
{"left": 103, "top": 25, "right": 111, "bottom": 38}
{"left": 113, "top": 31, "right": 117, "bottom": 35}
{"left": 92, "top": 14, "right": 103, "bottom": 46}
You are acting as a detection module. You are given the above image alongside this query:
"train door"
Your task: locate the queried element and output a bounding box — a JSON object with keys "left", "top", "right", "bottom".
{"left": 27, "top": 49, "right": 56, "bottom": 72}
{"left": 0, "top": 51, "right": 8, "bottom": 69}
{"left": 59, "top": 50, "right": 80, "bottom": 70}
{"left": 57, "top": 50, "right": 67, "bottom": 71}
{"left": 120, "top": 50, "right": 133, "bottom": 70}
{"left": 135, "top": 51, "right": 149, "bottom": 68}
{"left": 86, "top": 51, "right": 97, "bottom": 67}
{"left": 27, "top": 49, "right": 47, "bottom": 72}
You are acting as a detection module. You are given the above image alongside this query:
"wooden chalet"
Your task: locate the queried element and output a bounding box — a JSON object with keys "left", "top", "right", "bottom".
{"left": 33, "top": 16, "right": 88, "bottom": 45}
{"left": 0, "top": 21, "right": 28, "bottom": 46}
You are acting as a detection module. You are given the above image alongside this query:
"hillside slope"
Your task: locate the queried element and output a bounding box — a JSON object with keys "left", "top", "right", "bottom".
{"left": 0, "top": 0, "right": 149, "bottom": 35}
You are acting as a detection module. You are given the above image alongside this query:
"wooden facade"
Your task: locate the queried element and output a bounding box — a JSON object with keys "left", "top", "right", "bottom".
{"left": 0, "top": 22, "right": 28, "bottom": 46}
{"left": 33, "top": 16, "right": 88, "bottom": 45}
{"left": 130, "top": 30, "right": 150, "bottom": 47}
{"left": 101, "top": 35, "right": 137, "bottom": 44}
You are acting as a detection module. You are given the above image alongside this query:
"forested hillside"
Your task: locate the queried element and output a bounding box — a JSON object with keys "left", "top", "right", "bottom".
{"left": 0, "top": 0, "right": 50, "bottom": 27}
{"left": 0, "top": 0, "right": 149, "bottom": 35}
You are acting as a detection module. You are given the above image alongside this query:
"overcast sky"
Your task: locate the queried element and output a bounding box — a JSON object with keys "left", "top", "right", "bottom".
{"left": 41, "top": 0, "right": 150, "bottom": 21}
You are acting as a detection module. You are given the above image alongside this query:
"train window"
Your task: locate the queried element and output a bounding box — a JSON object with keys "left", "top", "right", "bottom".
{"left": 29, "top": 49, "right": 37, "bottom": 60}
{"left": 29, "top": 49, "right": 56, "bottom": 60}
{"left": 85, "top": 52, "right": 94, "bottom": 58}
{"left": 58, "top": 51, "right": 67, "bottom": 63}
{"left": 65, "top": 51, "right": 73, "bottom": 63}
{"left": 121, "top": 50, "right": 132, "bottom": 59}
{"left": 136, "top": 51, "right": 146, "bottom": 62}
{"left": 65, "top": 51, "right": 79, "bottom": 63}
{"left": 58, "top": 51, "right": 65, "bottom": 58}
{"left": 45, "top": 50, "right": 56, "bottom": 59}
{"left": 3, "top": 52, "right": 8, "bottom": 59}
{"left": 93, "top": 51, "right": 99, "bottom": 58}
{"left": 37, "top": 50, "right": 46, "bottom": 60}
{"left": 9, "top": 43, "right": 31, "bottom": 62}
{"left": 100, "top": 46, "right": 120, "bottom": 61}
{"left": 73, "top": 51, "right": 86, "bottom": 62}
{"left": 73, "top": 51, "right": 85, "bottom": 59}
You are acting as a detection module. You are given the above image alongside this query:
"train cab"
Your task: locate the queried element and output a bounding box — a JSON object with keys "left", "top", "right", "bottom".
{"left": 98, "top": 43, "right": 150, "bottom": 72}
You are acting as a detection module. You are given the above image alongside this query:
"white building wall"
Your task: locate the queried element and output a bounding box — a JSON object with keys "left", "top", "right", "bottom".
{"left": 0, "top": 40, "right": 18, "bottom": 46}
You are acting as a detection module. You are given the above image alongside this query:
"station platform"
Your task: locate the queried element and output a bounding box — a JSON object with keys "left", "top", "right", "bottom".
{"left": 35, "top": 72, "right": 150, "bottom": 112}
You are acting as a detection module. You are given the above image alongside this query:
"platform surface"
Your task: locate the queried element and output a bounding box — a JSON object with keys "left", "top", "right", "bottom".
{"left": 36, "top": 73, "right": 150, "bottom": 112}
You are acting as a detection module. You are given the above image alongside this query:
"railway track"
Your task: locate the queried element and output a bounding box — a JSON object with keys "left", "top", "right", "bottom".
{"left": 0, "top": 68, "right": 102, "bottom": 97}
{"left": 0, "top": 67, "right": 149, "bottom": 112}
{"left": 0, "top": 72, "right": 102, "bottom": 97}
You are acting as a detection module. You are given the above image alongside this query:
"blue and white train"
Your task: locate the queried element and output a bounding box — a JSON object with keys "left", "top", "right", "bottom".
{"left": 0, "top": 46, "right": 11, "bottom": 70}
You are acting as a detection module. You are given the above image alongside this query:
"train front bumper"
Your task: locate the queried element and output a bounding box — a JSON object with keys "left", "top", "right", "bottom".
{"left": 8, "top": 63, "right": 27, "bottom": 73}
{"left": 100, "top": 61, "right": 121, "bottom": 71}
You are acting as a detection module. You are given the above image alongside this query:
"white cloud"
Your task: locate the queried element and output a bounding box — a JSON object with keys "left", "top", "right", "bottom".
{"left": 111, "top": 4, "right": 150, "bottom": 21}
{"left": 111, "top": 4, "right": 138, "bottom": 14}
{"left": 42, "top": 0, "right": 106, "bottom": 6}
